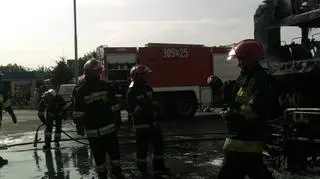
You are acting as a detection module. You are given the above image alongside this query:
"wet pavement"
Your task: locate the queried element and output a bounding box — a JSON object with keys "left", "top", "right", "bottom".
{"left": 1, "top": 110, "right": 320, "bottom": 178}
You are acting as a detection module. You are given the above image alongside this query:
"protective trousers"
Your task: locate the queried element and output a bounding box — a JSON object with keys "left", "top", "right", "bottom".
{"left": 135, "top": 125, "right": 165, "bottom": 173}
{"left": 218, "top": 151, "right": 275, "bottom": 179}
{"left": 44, "top": 115, "right": 62, "bottom": 147}
{"left": 88, "top": 132, "right": 122, "bottom": 179}
{"left": 73, "top": 118, "right": 84, "bottom": 135}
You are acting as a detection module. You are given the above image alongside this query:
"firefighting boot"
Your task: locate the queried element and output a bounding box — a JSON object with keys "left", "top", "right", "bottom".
{"left": 153, "top": 158, "right": 170, "bottom": 175}
{"left": 43, "top": 142, "right": 51, "bottom": 150}
{"left": 113, "top": 172, "right": 125, "bottom": 179}
{"left": 55, "top": 142, "right": 60, "bottom": 148}
{"left": 111, "top": 162, "right": 125, "bottom": 179}
{"left": 97, "top": 171, "right": 108, "bottom": 179}
{"left": 137, "top": 160, "right": 150, "bottom": 176}
{"left": 0, "top": 156, "right": 8, "bottom": 167}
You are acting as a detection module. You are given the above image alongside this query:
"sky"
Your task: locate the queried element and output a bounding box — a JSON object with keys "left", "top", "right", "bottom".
{"left": 0, "top": 0, "right": 306, "bottom": 68}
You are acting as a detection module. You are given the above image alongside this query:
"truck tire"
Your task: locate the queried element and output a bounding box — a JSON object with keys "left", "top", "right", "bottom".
{"left": 174, "top": 92, "right": 198, "bottom": 118}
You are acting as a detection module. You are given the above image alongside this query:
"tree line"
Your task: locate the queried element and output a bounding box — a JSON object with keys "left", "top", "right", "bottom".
{"left": 0, "top": 51, "right": 97, "bottom": 89}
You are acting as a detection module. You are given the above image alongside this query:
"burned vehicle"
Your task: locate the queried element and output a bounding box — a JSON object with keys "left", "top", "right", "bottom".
{"left": 254, "top": 0, "right": 320, "bottom": 171}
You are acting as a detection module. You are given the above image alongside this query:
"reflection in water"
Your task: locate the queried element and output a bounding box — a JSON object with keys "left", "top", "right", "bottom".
{"left": 165, "top": 141, "right": 225, "bottom": 178}
{"left": 72, "top": 146, "right": 93, "bottom": 177}
{"left": 33, "top": 150, "right": 41, "bottom": 171}
{"left": 42, "top": 149, "right": 70, "bottom": 179}
{"left": 207, "top": 157, "right": 224, "bottom": 167}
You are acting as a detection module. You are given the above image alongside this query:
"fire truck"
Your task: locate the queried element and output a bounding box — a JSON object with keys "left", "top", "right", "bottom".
{"left": 254, "top": 0, "right": 320, "bottom": 171}
{"left": 96, "top": 43, "right": 237, "bottom": 118}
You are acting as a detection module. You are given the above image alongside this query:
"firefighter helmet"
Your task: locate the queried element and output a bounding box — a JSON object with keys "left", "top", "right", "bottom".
{"left": 227, "top": 39, "right": 264, "bottom": 68}
{"left": 207, "top": 75, "right": 218, "bottom": 85}
{"left": 42, "top": 89, "right": 57, "bottom": 103}
{"left": 83, "top": 58, "right": 103, "bottom": 77}
{"left": 129, "top": 64, "right": 152, "bottom": 81}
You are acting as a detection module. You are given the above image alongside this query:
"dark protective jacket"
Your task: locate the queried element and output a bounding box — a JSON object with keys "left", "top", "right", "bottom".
{"left": 223, "top": 64, "right": 277, "bottom": 153}
{"left": 73, "top": 77, "right": 121, "bottom": 130}
{"left": 0, "top": 86, "right": 17, "bottom": 124}
{"left": 37, "top": 94, "right": 68, "bottom": 122}
{"left": 126, "top": 81, "right": 159, "bottom": 126}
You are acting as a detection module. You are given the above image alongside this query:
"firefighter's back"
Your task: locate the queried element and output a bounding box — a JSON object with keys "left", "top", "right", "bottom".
{"left": 127, "top": 81, "right": 155, "bottom": 125}
{"left": 77, "top": 79, "right": 115, "bottom": 130}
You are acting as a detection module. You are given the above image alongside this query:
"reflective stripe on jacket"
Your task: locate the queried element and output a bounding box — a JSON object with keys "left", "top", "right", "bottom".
{"left": 223, "top": 137, "right": 264, "bottom": 153}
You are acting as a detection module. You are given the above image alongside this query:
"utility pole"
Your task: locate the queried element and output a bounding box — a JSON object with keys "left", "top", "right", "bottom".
{"left": 73, "top": 0, "right": 79, "bottom": 84}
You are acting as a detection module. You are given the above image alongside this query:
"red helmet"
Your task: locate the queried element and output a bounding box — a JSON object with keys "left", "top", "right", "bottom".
{"left": 83, "top": 58, "right": 103, "bottom": 77}
{"left": 129, "top": 64, "right": 152, "bottom": 81}
{"left": 42, "top": 89, "right": 56, "bottom": 103}
{"left": 227, "top": 39, "right": 264, "bottom": 67}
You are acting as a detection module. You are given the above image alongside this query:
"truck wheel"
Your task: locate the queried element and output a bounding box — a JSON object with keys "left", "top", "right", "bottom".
{"left": 175, "top": 93, "right": 197, "bottom": 118}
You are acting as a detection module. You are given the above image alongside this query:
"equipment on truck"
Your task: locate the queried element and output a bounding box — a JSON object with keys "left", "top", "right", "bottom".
{"left": 96, "top": 44, "right": 234, "bottom": 118}
{"left": 254, "top": 0, "right": 320, "bottom": 172}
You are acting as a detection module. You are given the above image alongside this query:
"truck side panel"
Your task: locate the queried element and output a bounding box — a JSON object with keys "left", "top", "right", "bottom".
{"left": 137, "top": 47, "right": 212, "bottom": 88}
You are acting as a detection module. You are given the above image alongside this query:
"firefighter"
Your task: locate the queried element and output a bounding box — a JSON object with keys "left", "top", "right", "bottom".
{"left": 71, "top": 75, "right": 86, "bottom": 136}
{"left": 207, "top": 75, "right": 224, "bottom": 110}
{"left": 217, "top": 39, "right": 276, "bottom": 179}
{"left": 73, "top": 59, "right": 124, "bottom": 179}
{"left": 0, "top": 71, "right": 17, "bottom": 167}
{"left": 126, "top": 64, "right": 170, "bottom": 176}
{"left": 38, "top": 89, "right": 70, "bottom": 149}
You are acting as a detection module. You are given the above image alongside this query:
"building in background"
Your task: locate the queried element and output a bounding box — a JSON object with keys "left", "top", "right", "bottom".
{"left": 1, "top": 72, "right": 36, "bottom": 108}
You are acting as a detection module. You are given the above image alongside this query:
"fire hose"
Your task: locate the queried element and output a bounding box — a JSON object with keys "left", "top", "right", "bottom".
{"left": 32, "top": 123, "right": 89, "bottom": 147}
{"left": 0, "top": 108, "right": 296, "bottom": 151}
{"left": 0, "top": 112, "right": 289, "bottom": 150}
{"left": 0, "top": 122, "right": 227, "bottom": 150}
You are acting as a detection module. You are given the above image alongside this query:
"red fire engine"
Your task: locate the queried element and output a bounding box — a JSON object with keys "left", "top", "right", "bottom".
{"left": 96, "top": 43, "right": 238, "bottom": 118}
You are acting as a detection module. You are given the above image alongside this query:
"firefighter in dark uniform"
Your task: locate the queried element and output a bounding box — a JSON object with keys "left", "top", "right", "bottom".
{"left": 38, "top": 89, "right": 70, "bottom": 149}
{"left": 0, "top": 71, "right": 17, "bottom": 166}
{"left": 207, "top": 75, "right": 224, "bottom": 108}
{"left": 126, "top": 64, "right": 170, "bottom": 176}
{"left": 72, "top": 75, "right": 86, "bottom": 136}
{"left": 73, "top": 59, "right": 124, "bottom": 179}
{"left": 217, "top": 39, "right": 276, "bottom": 179}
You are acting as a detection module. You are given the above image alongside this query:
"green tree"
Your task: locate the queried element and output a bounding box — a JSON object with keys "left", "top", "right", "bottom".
{"left": 51, "top": 58, "right": 74, "bottom": 88}
{"left": 32, "top": 66, "right": 53, "bottom": 88}
{"left": 34, "top": 66, "right": 52, "bottom": 79}
{"left": 79, "top": 50, "right": 97, "bottom": 61}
